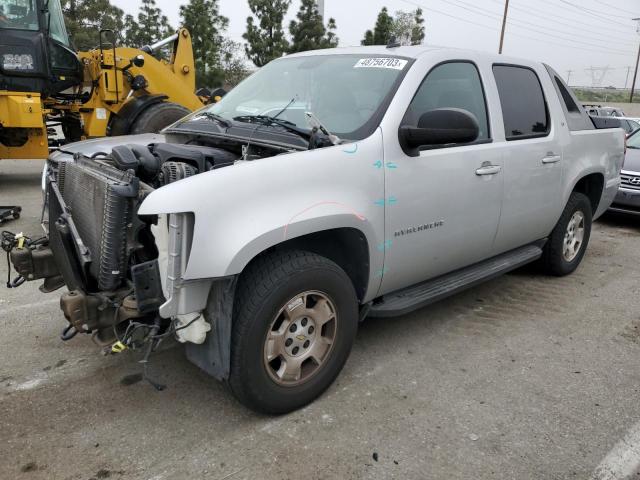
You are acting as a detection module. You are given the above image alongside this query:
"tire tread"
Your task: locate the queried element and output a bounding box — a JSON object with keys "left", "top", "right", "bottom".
{"left": 229, "top": 249, "right": 356, "bottom": 413}
{"left": 541, "top": 191, "right": 592, "bottom": 276}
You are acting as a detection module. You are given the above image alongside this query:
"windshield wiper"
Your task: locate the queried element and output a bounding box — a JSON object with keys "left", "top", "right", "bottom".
{"left": 233, "top": 115, "right": 311, "bottom": 141}
{"left": 197, "top": 112, "right": 231, "bottom": 129}
{"left": 233, "top": 115, "right": 296, "bottom": 127}
{"left": 304, "top": 111, "right": 341, "bottom": 145}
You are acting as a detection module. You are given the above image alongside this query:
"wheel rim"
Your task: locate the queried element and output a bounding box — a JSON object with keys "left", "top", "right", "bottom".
{"left": 263, "top": 290, "right": 338, "bottom": 387}
{"left": 563, "top": 210, "right": 585, "bottom": 262}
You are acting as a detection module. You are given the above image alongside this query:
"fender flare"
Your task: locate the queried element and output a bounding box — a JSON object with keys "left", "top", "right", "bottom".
{"left": 565, "top": 167, "right": 606, "bottom": 205}
{"left": 108, "top": 94, "right": 168, "bottom": 136}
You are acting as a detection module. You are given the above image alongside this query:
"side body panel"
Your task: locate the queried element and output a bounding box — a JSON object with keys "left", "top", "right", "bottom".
{"left": 544, "top": 69, "right": 624, "bottom": 221}
{"left": 490, "top": 62, "right": 564, "bottom": 254}
{"left": 139, "top": 131, "right": 386, "bottom": 302}
{"left": 561, "top": 129, "right": 624, "bottom": 219}
{"left": 378, "top": 51, "right": 506, "bottom": 295}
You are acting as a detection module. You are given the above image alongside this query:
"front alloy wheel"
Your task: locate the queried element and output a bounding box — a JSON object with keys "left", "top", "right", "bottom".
{"left": 264, "top": 291, "right": 338, "bottom": 386}
{"left": 228, "top": 250, "right": 358, "bottom": 414}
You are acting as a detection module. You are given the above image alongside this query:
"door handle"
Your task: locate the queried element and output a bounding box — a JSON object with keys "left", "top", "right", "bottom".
{"left": 475, "top": 164, "right": 502, "bottom": 176}
{"left": 542, "top": 153, "right": 561, "bottom": 164}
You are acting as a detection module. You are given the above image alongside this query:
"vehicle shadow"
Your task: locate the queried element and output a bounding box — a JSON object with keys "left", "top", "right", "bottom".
{"left": 597, "top": 211, "right": 640, "bottom": 231}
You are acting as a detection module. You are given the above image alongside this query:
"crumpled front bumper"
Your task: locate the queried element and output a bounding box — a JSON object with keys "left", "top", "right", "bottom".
{"left": 152, "top": 213, "right": 213, "bottom": 343}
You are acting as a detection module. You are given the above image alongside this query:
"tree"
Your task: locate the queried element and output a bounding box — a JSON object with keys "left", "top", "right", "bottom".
{"left": 361, "top": 29, "right": 374, "bottom": 46}
{"left": 180, "top": 0, "right": 229, "bottom": 88}
{"left": 243, "top": 0, "right": 291, "bottom": 67}
{"left": 362, "top": 7, "right": 426, "bottom": 46}
{"left": 124, "top": 0, "right": 173, "bottom": 47}
{"left": 392, "top": 8, "right": 425, "bottom": 46}
{"left": 219, "top": 39, "right": 251, "bottom": 87}
{"left": 62, "top": 0, "right": 127, "bottom": 50}
{"left": 289, "top": 0, "right": 339, "bottom": 53}
{"left": 123, "top": 14, "right": 139, "bottom": 46}
{"left": 411, "top": 8, "right": 426, "bottom": 45}
{"left": 361, "top": 7, "right": 394, "bottom": 46}
{"left": 325, "top": 17, "right": 339, "bottom": 48}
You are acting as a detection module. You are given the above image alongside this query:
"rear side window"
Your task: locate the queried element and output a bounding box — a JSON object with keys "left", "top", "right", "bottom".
{"left": 554, "top": 78, "right": 579, "bottom": 113}
{"left": 493, "top": 65, "right": 549, "bottom": 140}
{"left": 403, "top": 61, "right": 490, "bottom": 143}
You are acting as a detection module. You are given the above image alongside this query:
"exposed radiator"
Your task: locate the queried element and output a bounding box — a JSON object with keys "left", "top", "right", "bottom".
{"left": 55, "top": 157, "right": 138, "bottom": 291}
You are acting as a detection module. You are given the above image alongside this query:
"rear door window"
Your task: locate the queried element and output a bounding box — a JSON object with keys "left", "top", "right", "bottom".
{"left": 554, "top": 78, "right": 579, "bottom": 113}
{"left": 493, "top": 65, "right": 550, "bottom": 140}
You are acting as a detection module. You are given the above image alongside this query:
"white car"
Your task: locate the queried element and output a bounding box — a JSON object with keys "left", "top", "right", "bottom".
{"left": 616, "top": 117, "right": 640, "bottom": 136}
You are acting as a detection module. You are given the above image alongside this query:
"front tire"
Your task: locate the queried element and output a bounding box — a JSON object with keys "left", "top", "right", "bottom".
{"left": 541, "top": 192, "right": 592, "bottom": 276}
{"left": 229, "top": 250, "right": 358, "bottom": 414}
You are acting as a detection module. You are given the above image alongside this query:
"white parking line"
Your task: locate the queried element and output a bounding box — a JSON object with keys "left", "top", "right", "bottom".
{"left": 591, "top": 421, "right": 640, "bottom": 480}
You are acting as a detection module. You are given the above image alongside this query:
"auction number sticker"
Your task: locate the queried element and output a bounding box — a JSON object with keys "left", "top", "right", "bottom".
{"left": 354, "top": 57, "right": 408, "bottom": 70}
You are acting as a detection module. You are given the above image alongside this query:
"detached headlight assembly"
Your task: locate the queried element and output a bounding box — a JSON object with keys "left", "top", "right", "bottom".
{"left": 3, "top": 53, "right": 34, "bottom": 71}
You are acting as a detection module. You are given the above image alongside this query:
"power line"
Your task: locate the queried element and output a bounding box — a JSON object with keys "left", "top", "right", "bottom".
{"left": 547, "top": 0, "right": 636, "bottom": 28}
{"left": 429, "top": 0, "right": 634, "bottom": 54}
{"left": 596, "top": 1, "right": 639, "bottom": 17}
{"left": 486, "top": 0, "right": 638, "bottom": 45}
{"left": 395, "top": 0, "right": 635, "bottom": 57}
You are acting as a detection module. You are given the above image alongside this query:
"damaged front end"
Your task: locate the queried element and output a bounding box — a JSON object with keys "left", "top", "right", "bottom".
{"left": 7, "top": 142, "right": 239, "bottom": 353}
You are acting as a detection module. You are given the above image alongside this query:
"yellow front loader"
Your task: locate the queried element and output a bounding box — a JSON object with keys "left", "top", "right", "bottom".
{"left": 0, "top": 0, "right": 207, "bottom": 160}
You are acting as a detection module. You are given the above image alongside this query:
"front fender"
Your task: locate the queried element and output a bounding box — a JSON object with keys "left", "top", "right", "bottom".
{"left": 139, "top": 130, "right": 386, "bottom": 301}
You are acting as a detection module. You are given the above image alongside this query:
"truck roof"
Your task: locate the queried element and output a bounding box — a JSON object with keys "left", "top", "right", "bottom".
{"left": 287, "top": 45, "right": 542, "bottom": 68}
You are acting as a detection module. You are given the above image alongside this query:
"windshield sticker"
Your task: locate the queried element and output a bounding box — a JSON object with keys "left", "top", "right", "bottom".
{"left": 354, "top": 58, "right": 408, "bottom": 70}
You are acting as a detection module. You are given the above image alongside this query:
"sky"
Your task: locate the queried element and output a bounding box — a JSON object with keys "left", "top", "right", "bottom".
{"left": 110, "top": 0, "right": 640, "bottom": 88}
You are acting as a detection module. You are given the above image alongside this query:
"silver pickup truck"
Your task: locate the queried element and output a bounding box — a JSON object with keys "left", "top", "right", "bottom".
{"left": 9, "top": 46, "right": 625, "bottom": 413}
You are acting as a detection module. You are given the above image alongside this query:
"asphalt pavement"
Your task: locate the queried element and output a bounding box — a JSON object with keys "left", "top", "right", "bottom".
{"left": 1, "top": 159, "right": 640, "bottom": 480}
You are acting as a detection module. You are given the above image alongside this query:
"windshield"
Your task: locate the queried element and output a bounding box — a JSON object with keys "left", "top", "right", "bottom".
{"left": 0, "top": 0, "right": 38, "bottom": 30}
{"left": 629, "top": 130, "right": 640, "bottom": 149}
{"left": 47, "top": 0, "right": 69, "bottom": 46}
{"left": 201, "top": 54, "right": 411, "bottom": 140}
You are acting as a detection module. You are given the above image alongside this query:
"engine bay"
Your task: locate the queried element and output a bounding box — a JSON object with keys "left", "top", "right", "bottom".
{"left": 7, "top": 139, "right": 286, "bottom": 349}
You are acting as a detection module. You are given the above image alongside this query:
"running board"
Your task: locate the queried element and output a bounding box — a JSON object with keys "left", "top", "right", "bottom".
{"left": 368, "top": 244, "right": 543, "bottom": 318}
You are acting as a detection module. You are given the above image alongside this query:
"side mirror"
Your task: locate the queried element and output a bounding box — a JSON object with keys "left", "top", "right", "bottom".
{"left": 132, "top": 55, "right": 145, "bottom": 68}
{"left": 399, "top": 108, "right": 480, "bottom": 156}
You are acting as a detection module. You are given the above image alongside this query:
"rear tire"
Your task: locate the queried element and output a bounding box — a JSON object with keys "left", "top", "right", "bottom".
{"left": 229, "top": 250, "right": 358, "bottom": 414}
{"left": 541, "top": 192, "right": 592, "bottom": 276}
{"left": 130, "top": 102, "right": 190, "bottom": 134}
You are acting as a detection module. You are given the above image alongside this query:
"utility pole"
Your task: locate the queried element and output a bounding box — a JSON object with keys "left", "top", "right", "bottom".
{"left": 630, "top": 18, "right": 640, "bottom": 103}
{"left": 625, "top": 66, "right": 632, "bottom": 89}
{"left": 585, "top": 66, "right": 611, "bottom": 88}
{"left": 566, "top": 70, "right": 573, "bottom": 86}
{"left": 499, "top": 0, "right": 510, "bottom": 54}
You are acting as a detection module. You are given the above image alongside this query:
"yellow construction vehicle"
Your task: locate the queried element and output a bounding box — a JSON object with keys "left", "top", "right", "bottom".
{"left": 0, "top": 0, "right": 207, "bottom": 160}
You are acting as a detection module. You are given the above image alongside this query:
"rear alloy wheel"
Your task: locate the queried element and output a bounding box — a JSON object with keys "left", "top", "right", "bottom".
{"left": 228, "top": 250, "right": 358, "bottom": 414}
{"left": 562, "top": 211, "right": 585, "bottom": 262}
{"left": 541, "top": 191, "right": 592, "bottom": 276}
